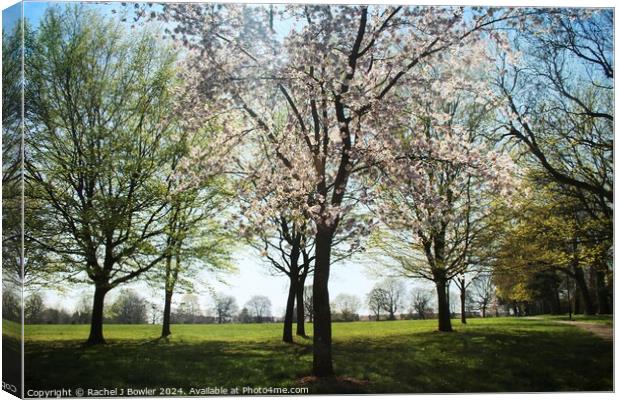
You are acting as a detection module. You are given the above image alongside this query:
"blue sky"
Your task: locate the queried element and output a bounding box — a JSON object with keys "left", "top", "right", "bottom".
{"left": 2, "top": 1, "right": 21, "bottom": 32}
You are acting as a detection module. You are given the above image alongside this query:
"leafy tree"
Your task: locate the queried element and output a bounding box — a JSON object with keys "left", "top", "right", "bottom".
{"left": 332, "top": 294, "right": 361, "bottom": 322}
{"left": 2, "top": 21, "right": 24, "bottom": 297}
{"left": 470, "top": 274, "right": 496, "bottom": 318}
{"left": 367, "top": 278, "right": 405, "bottom": 320}
{"left": 498, "top": 9, "right": 613, "bottom": 217}
{"left": 494, "top": 9, "right": 613, "bottom": 315}
{"left": 244, "top": 295, "right": 272, "bottom": 323}
{"left": 303, "top": 285, "right": 314, "bottom": 323}
{"left": 212, "top": 293, "right": 238, "bottom": 324}
{"left": 24, "top": 293, "right": 45, "bottom": 323}
{"left": 236, "top": 307, "right": 253, "bottom": 323}
{"left": 71, "top": 293, "right": 92, "bottom": 324}
{"left": 158, "top": 173, "right": 235, "bottom": 337}
{"left": 39, "top": 307, "right": 72, "bottom": 324}
{"left": 2, "top": 291, "right": 20, "bottom": 323}
{"left": 409, "top": 290, "right": 433, "bottom": 320}
{"left": 367, "top": 288, "right": 384, "bottom": 321}
{"left": 25, "top": 6, "right": 179, "bottom": 344}
{"left": 174, "top": 294, "right": 203, "bottom": 324}
{"left": 490, "top": 175, "right": 610, "bottom": 315}
{"left": 109, "top": 289, "right": 148, "bottom": 324}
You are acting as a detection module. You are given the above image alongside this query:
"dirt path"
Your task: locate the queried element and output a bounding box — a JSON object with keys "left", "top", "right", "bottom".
{"left": 526, "top": 316, "right": 613, "bottom": 341}
{"left": 553, "top": 320, "right": 613, "bottom": 342}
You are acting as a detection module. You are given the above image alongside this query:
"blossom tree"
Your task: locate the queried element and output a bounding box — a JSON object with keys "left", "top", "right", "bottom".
{"left": 149, "top": 3, "right": 524, "bottom": 376}
{"left": 244, "top": 210, "right": 315, "bottom": 342}
{"left": 231, "top": 127, "right": 316, "bottom": 342}
{"left": 369, "top": 66, "right": 517, "bottom": 332}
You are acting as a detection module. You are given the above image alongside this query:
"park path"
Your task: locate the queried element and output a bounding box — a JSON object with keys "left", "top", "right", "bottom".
{"left": 554, "top": 320, "right": 613, "bottom": 342}
{"left": 526, "top": 317, "right": 613, "bottom": 342}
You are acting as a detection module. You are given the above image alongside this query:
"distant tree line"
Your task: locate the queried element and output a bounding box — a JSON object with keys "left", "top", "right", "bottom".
{"left": 19, "top": 291, "right": 280, "bottom": 325}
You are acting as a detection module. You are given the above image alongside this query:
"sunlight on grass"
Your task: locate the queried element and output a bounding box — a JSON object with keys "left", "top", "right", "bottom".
{"left": 18, "top": 317, "right": 612, "bottom": 394}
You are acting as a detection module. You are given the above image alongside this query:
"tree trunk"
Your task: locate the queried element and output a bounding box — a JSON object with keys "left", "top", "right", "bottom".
{"left": 283, "top": 277, "right": 296, "bottom": 343}
{"left": 573, "top": 266, "right": 595, "bottom": 315}
{"left": 86, "top": 285, "right": 108, "bottom": 345}
{"left": 445, "top": 280, "right": 451, "bottom": 316}
{"left": 435, "top": 278, "right": 452, "bottom": 332}
{"left": 161, "top": 289, "right": 173, "bottom": 338}
{"left": 573, "top": 288, "right": 581, "bottom": 314}
{"left": 312, "top": 227, "right": 335, "bottom": 377}
{"left": 296, "top": 275, "right": 306, "bottom": 336}
{"left": 481, "top": 305, "right": 487, "bottom": 318}
{"left": 595, "top": 269, "right": 611, "bottom": 314}
{"left": 552, "top": 287, "right": 561, "bottom": 314}
{"left": 459, "top": 282, "right": 467, "bottom": 324}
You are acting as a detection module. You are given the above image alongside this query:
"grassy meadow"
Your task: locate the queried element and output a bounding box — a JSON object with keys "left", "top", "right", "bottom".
{"left": 13, "top": 317, "right": 613, "bottom": 394}
{"left": 533, "top": 314, "right": 614, "bottom": 326}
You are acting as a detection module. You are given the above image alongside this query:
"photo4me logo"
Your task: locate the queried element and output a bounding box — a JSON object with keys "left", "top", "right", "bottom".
{"left": 2, "top": 381, "right": 18, "bottom": 394}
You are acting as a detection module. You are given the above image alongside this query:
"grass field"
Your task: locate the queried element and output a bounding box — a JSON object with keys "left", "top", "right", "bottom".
{"left": 12, "top": 317, "right": 613, "bottom": 394}
{"left": 534, "top": 314, "right": 614, "bottom": 326}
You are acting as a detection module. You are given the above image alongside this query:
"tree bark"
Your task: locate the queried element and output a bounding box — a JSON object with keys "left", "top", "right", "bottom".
{"left": 458, "top": 278, "right": 467, "bottom": 324}
{"left": 283, "top": 277, "right": 297, "bottom": 343}
{"left": 552, "top": 287, "right": 561, "bottom": 314}
{"left": 573, "top": 288, "right": 581, "bottom": 314}
{"left": 435, "top": 278, "right": 452, "bottom": 332}
{"left": 312, "top": 227, "right": 335, "bottom": 377}
{"left": 86, "top": 285, "right": 109, "bottom": 345}
{"left": 573, "top": 266, "right": 595, "bottom": 315}
{"left": 161, "top": 289, "right": 173, "bottom": 338}
{"left": 296, "top": 274, "right": 306, "bottom": 336}
{"left": 595, "top": 269, "right": 611, "bottom": 314}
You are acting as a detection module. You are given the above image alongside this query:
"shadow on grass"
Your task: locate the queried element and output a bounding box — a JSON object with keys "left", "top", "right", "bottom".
{"left": 331, "top": 326, "right": 612, "bottom": 393}
{"left": 26, "top": 338, "right": 313, "bottom": 392}
{"left": 23, "top": 319, "right": 612, "bottom": 394}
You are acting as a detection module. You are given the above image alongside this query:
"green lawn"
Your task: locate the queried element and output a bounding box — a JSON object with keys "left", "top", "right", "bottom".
{"left": 17, "top": 318, "right": 613, "bottom": 394}
{"left": 534, "top": 314, "right": 613, "bottom": 326}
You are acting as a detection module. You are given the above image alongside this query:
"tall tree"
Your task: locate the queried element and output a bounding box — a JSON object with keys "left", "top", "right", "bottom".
{"left": 155, "top": 3, "right": 527, "bottom": 375}
{"left": 26, "top": 6, "right": 179, "bottom": 344}
{"left": 244, "top": 295, "right": 272, "bottom": 323}
{"left": 212, "top": 293, "right": 238, "bottom": 324}
{"left": 490, "top": 175, "right": 610, "bottom": 316}
{"left": 109, "top": 289, "right": 148, "bottom": 324}
{"left": 251, "top": 217, "right": 313, "bottom": 342}
{"left": 331, "top": 294, "right": 362, "bottom": 322}
{"left": 370, "top": 86, "right": 516, "bottom": 332}
{"left": 367, "top": 278, "right": 406, "bottom": 320}
{"left": 470, "top": 273, "right": 496, "bottom": 318}
{"left": 303, "top": 285, "right": 314, "bottom": 323}
{"left": 158, "top": 170, "right": 234, "bottom": 337}
{"left": 498, "top": 9, "right": 613, "bottom": 218}
{"left": 410, "top": 290, "right": 432, "bottom": 320}
{"left": 367, "top": 288, "right": 385, "bottom": 321}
